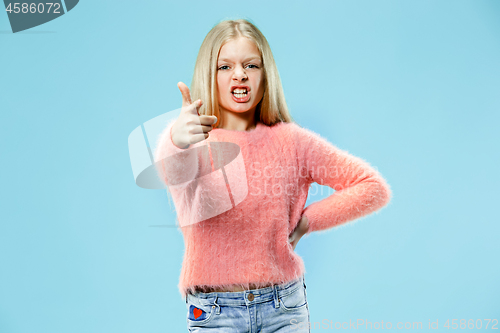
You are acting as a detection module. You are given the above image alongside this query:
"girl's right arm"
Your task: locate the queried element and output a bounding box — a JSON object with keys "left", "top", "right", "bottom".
{"left": 154, "top": 82, "right": 217, "bottom": 187}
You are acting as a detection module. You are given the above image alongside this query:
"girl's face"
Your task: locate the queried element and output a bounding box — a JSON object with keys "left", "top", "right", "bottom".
{"left": 216, "top": 37, "right": 265, "bottom": 117}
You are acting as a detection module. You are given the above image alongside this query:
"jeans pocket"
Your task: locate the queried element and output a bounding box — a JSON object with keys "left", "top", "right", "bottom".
{"left": 279, "top": 284, "right": 308, "bottom": 311}
{"left": 186, "top": 296, "right": 216, "bottom": 326}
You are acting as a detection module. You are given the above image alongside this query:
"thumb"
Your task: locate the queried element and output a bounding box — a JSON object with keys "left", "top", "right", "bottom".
{"left": 178, "top": 82, "right": 192, "bottom": 107}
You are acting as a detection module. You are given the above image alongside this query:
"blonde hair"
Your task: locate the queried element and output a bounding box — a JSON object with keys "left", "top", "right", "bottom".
{"left": 190, "top": 19, "right": 294, "bottom": 127}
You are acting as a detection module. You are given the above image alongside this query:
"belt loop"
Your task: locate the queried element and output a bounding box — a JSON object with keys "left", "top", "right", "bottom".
{"left": 303, "top": 274, "right": 306, "bottom": 289}
{"left": 213, "top": 295, "right": 221, "bottom": 315}
{"left": 273, "top": 284, "right": 280, "bottom": 309}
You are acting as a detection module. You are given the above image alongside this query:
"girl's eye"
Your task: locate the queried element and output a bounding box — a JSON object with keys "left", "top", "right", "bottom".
{"left": 218, "top": 64, "right": 259, "bottom": 70}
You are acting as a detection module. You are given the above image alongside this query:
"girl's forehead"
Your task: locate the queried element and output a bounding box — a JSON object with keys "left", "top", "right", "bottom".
{"left": 218, "top": 38, "right": 261, "bottom": 57}
{"left": 218, "top": 54, "right": 262, "bottom": 63}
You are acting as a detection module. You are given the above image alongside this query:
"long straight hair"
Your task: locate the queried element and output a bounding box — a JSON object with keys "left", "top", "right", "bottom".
{"left": 190, "top": 19, "right": 294, "bottom": 128}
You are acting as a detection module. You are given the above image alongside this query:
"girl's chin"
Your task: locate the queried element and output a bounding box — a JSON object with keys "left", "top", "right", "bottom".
{"left": 224, "top": 108, "right": 253, "bottom": 114}
{"left": 222, "top": 103, "right": 255, "bottom": 113}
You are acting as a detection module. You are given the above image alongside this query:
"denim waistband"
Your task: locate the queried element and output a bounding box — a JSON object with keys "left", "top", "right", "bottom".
{"left": 186, "top": 275, "right": 306, "bottom": 307}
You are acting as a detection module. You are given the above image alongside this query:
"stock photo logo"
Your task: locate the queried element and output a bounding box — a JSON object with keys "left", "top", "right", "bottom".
{"left": 3, "top": 0, "right": 78, "bottom": 33}
{"left": 128, "top": 109, "right": 248, "bottom": 227}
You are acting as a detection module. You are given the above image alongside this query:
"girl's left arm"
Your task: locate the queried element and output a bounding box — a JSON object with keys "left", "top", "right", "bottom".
{"left": 292, "top": 124, "right": 393, "bottom": 235}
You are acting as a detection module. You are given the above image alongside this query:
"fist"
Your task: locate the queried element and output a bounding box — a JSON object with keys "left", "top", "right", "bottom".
{"left": 171, "top": 82, "right": 218, "bottom": 149}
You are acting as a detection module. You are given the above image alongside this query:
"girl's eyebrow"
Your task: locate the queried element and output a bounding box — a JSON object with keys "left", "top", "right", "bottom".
{"left": 218, "top": 56, "right": 261, "bottom": 63}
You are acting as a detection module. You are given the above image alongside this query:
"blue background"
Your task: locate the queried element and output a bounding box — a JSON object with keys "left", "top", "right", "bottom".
{"left": 1, "top": 0, "right": 499, "bottom": 332}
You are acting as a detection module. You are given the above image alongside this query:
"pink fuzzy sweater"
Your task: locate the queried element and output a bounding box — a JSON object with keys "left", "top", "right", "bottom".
{"left": 154, "top": 120, "right": 392, "bottom": 298}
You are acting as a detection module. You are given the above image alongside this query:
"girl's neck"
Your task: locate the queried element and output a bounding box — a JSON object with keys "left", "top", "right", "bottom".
{"left": 219, "top": 109, "right": 258, "bottom": 131}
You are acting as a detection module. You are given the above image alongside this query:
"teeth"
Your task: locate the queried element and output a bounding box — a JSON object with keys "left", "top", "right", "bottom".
{"left": 234, "top": 93, "right": 246, "bottom": 98}
{"left": 233, "top": 88, "right": 247, "bottom": 94}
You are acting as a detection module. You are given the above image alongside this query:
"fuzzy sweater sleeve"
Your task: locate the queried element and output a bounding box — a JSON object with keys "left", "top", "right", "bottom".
{"left": 154, "top": 118, "right": 200, "bottom": 187}
{"left": 291, "top": 123, "right": 392, "bottom": 234}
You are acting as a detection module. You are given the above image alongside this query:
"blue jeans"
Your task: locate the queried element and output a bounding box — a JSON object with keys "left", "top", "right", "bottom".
{"left": 185, "top": 275, "right": 310, "bottom": 332}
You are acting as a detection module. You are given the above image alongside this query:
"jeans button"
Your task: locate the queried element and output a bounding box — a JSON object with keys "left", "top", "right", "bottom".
{"left": 247, "top": 293, "right": 254, "bottom": 301}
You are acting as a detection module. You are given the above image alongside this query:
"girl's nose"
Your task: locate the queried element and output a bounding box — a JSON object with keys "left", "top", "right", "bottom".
{"left": 232, "top": 66, "right": 247, "bottom": 80}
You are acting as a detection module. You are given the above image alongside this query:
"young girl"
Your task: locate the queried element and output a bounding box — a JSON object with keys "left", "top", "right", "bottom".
{"left": 155, "top": 19, "right": 392, "bottom": 332}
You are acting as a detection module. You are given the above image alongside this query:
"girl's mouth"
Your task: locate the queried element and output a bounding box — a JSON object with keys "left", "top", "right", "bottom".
{"left": 232, "top": 88, "right": 250, "bottom": 102}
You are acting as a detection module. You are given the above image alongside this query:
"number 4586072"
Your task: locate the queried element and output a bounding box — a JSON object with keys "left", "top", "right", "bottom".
{"left": 5, "top": 3, "right": 62, "bottom": 14}
{"left": 444, "top": 319, "right": 498, "bottom": 330}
